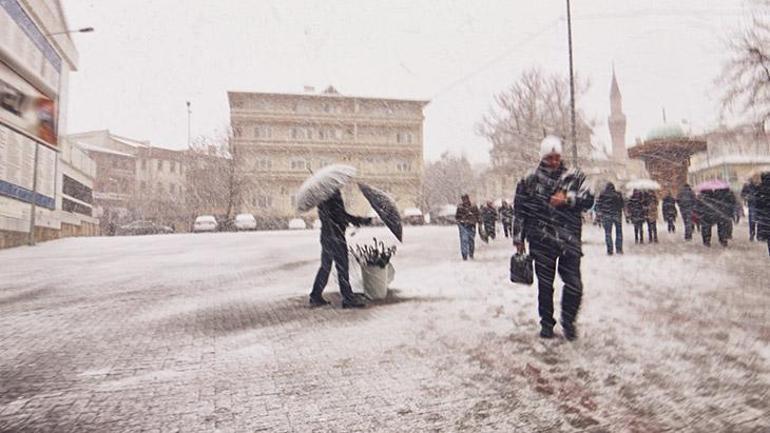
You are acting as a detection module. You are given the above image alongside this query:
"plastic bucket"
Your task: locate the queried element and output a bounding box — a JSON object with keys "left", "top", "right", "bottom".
{"left": 360, "top": 263, "right": 395, "bottom": 300}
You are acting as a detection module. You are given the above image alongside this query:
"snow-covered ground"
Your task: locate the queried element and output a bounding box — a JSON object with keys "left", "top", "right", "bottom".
{"left": 0, "top": 224, "right": 768, "bottom": 432}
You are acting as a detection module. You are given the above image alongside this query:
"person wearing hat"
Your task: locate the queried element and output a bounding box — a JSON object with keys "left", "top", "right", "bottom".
{"left": 512, "top": 136, "right": 594, "bottom": 340}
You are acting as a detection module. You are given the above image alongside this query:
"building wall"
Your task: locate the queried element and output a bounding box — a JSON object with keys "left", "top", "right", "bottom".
{"left": 229, "top": 91, "right": 427, "bottom": 222}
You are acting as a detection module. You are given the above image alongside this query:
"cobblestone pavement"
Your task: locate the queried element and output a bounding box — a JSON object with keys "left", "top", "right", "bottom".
{"left": 0, "top": 225, "right": 768, "bottom": 432}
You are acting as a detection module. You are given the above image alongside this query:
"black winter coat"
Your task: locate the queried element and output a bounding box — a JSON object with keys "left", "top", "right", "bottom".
{"left": 695, "top": 189, "right": 736, "bottom": 225}
{"left": 318, "top": 190, "right": 368, "bottom": 241}
{"left": 512, "top": 162, "right": 594, "bottom": 256}
{"left": 756, "top": 173, "right": 770, "bottom": 241}
{"left": 741, "top": 182, "right": 758, "bottom": 207}
{"left": 499, "top": 204, "right": 514, "bottom": 222}
{"left": 596, "top": 185, "right": 624, "bottom": 221}
{"left": 627, "top": 191, "right": 646, "bottom": 223}
{"left": 481, "top": 205, "right": 498, "bottom": 225}
{"left": 662, "top": 196, "right": 678, "bottom": 221}
{"left": 677, "top": 186, "right": 696, "bottom": 211}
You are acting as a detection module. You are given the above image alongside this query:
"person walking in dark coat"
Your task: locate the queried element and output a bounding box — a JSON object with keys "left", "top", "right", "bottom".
{"left": 644, "top": 191, "right": 659, "bottom": 243}
{"left": 755, "top": 172, "right": 770, "bottom": 256}
{"left": 499, "top": 200, "right": 514, "bottom": 238}
{"left": 662, "top": 193, "right": 678, "bottom": 233}
{"left": 310, "top": 190, "right": 371, "bottom": 308}
{"left": 677, "top": 184, "right": 696, "bottom": 240}
{"left": 596, "top": 182, "right": 624, "bottom": 255}
{"left": 455, "top": 194, "right": 480, "bottom": 260}
{"left": 627, "top": 190, "right": 646, "bottom": 244}
{"left": 695, "top": 188, "right": 736, "bottom": 247}
{"left": 513, "top": 136, "right": 594, "bottom": 341}
{"left": 481, "top": 201, "right": 498, "bottom": 240}
{"left": 742, "top": 179, "right": 759, "bottom": 241}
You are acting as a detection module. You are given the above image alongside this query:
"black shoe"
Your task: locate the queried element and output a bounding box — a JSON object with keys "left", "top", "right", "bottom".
{"left": 342, "top": 297, "right": 366, "bottom": 309}
{"left": 617, "top": 250, "right": 624, "bottom": 255}
{"left": 539, "top": 326, "right": 554, "bottom": 339}
{"left": 309, "top": 295, "right": 330, "bottom": 307}
{"left": 563, "top": 324, "right": 577, "bottom": 341}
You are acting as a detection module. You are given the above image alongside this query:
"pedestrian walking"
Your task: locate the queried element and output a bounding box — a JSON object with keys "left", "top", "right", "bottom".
{"left": 644, "top": 191, "right": 659, "bottom": 243}
{"left": 755, "top": 172, "right": 770, "bottom": 256}
{"left": 481, "top": 201, "right": 498, "bottom": 240}
{"left": 455, "top": 194, "right": 480, "bottom": 260}
{"left": 512, "top": 136, "right": 594, "bottom": 341}
{"left": 596, "top": 182, "right": 624, "bottom": 255}
{"left": 310, "top": 190, "right": 372, "bottom": 308}
{"left": 627, "top": 190, "right": 646, "bottom": 244}
{"left": 742, "top": 179, "right": 759, "bottom": 241}
{"left": 662, "top": 193, "right": 678, "bottom": 233}
{"left": 695, "top": 188, "right": 736, "bottom": 247}
{"left": 499, "top": 200, "right": 513, "bottom": 238}
{"left": 677, "top": 184, "right": 696, "bottom": 240}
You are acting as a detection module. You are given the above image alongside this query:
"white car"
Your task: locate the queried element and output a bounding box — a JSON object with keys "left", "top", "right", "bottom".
{"left": 193, "top": 215, "right": 218, "bottom": 232}
{"left": 288, "top": 218, "right": 307, "bottom": 230}
{"left": 234, "top": 213, "right": 257, "bottom": 231}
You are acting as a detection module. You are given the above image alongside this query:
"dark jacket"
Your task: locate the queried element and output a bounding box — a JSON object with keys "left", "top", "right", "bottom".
{"left": 627, "top": 191, "right": 646, "bottom": 223}
{"left": 481, "top": 204, "right": 498, "bottom": 225}
{"left": 662, "top": 195, "right": 678, "bottom": 221}
{"left": 695, "top": 189, "right": 736, "bottom": 225}
{"left": 455, "top": 201, "right": 480, "bottom": 226}
{"left": 754, "top": 173, "right": 770, "bottom": 241}
{"left": 596, "top": 183, "right": 624, "bottom": 221}
{"left": 512, "top": 162, "right": 594, "bottom": 256}
{"left": 318, "top": 190, "right": 368, "bottom": 241}
{"left": 741, "top": 182, "right": 758, "bottom": 208}
{"left": 677, "top": 185, "right": 696, "bottom": 211}
{"left": 644, "top": 191, "right": 659, "bottom": 222}
{"left": 499, "top": 203, "right": 514, "bottom": 222}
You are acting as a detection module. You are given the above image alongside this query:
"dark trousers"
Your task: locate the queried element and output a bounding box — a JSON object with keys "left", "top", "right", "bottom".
{"left": 634, "top": 222, "right": 645, "bottom": 243}
{"left": 458, "top": 224, "right": 476, "bottom": 259}
{"left": 484, "top": 222, "right": 496, "bottom": 240}
{"left": 682, "top": 208, "right": 693, "bottom": 240}
{"left": 647, "top": 220, "right": 658, "bottom": 242}
{"left": 666, "top": 218, "right": 676, "bottom": 233}
{"left": 748, "top": 206, "right": 757, "bottom": 240}
{"left": 602, "top": 218, "right": 623, "bottom": 253}
{"left": 531, "top": 244, "right": 583, "bottom": 329}
{"left": 311, "top": 236, "right": 354, "bottom": 301}
{"left": 502, "top": 220, "right": 512, "bottom": 238}
{"left": 701, "top": 220, "right": 732, "bottom": 246}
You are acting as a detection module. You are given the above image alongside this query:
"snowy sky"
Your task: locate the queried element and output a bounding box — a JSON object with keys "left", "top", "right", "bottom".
{"left": 61, "top": 0, "right": 756, "bottom": 163}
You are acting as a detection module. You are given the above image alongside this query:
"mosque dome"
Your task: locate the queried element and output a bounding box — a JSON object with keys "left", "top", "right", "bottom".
{"left": 645, "top": 123, "right": 687, "bottom": 141}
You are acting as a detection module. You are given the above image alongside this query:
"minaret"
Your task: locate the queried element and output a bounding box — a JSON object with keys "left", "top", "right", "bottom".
{"left": 608, "top": 67, "right": 627, "bottom": 161}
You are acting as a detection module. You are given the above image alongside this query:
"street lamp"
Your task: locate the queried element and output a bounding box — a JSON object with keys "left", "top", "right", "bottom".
{"left": 186, "top": 101, "right": 192, "bottom": 149}
{"left": 566, "top": 0, "right": 578, "bottom": 169}
{"left": 46, "top": 27, "right": 94, "bottom": 36}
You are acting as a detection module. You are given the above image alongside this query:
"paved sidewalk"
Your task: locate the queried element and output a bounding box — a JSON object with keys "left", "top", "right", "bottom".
{"left": 1, "top": 226, "right": 768, "bottom": 432}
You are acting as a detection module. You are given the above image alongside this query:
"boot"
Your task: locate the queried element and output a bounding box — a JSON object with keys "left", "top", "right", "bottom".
{"left": 562, "top": 323, "right": 578, "bottom": 341}
{"left": 342, "top": 297, "right": 367, "bottom": 309}
{"left": 539, "top": 326, "right": 554, "bottom": 339}
{"left": 309, "top": 295, "right": 330, "bottom": 307}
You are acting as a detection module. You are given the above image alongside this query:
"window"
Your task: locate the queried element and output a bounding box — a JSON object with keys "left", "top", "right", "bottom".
{"left": 157, "top": 182, "right": 164, "bottom": 193}
{"left": 291, "top": 159, "right": 308, "bottom": 171}
{"left": 170, "top": 184, "right": 176, "bottom": 194}
{"left": 256, "top": 159, "right": 272, "bottom": 171}
{"left": 140, "top": 181, "right": 146, "bottom": 191}
{"left": 318, "top": 129, "right": 326, "bottom": 140}
{"left": 170, "top": 161, "right": 176, "bottom": 173}
{"left": 318, "top": 160, "right": 330, "bottom": 168}
{"left": 323, "top": 103, "right": 331, "bottom": 113}
{"left": 280, "top": 186, "right": 288, "bottom": 195}
{"left": 256, "top": 195, "right": 273, "bottom": 208}
{"left": 141, "top": 159, "right": 147, "bottom": 170}
{"left": 397, "top": 132, "right": 413, "bottom": 144}
{"left": 157, "top": 160, "right": 163, "bottom": 171}
{"left": 255, "top": 126, "right": 272, "bottom": 139}
{"left": 396, "top": 161, "right": 411, "bottom": 172}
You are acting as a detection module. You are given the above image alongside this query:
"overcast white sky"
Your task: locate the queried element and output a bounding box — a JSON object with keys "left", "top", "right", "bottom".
{"left": 61, "top": 0, "right": 756, "bottom": 163}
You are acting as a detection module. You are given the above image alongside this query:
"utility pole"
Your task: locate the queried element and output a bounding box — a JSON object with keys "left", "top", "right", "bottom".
{"left": 186, "top": 101, "right": 192, "bottom": 148}
{"left": 566, "top": 0, "right": 578, "bottom": 169}
{"left": 28, "top": 143, "right": 40, "bottom": 245}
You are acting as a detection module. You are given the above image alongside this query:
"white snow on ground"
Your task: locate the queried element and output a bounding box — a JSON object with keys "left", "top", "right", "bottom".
{"left": 0, "top": 223, "right": 768, "bottom": 432}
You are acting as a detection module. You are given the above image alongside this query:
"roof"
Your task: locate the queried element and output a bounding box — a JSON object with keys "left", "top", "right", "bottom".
{"left": 645, "top": 123, "right": 687, "bottom": 141}
{"left": 227, "top": 90, "right": 430, "bottom": 106}
{"left": 76, "top": 142, "right": 134, "bottom": 158}
{"left": 111, "top": 134, "right": 149, "bottom": 148}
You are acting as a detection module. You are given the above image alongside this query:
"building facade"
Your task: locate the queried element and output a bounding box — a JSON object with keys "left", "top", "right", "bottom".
{"left": 68, "top": 130, "right": 188, "bottom": 232}
{"left": 0, "top": 0, "right": 85, "bottom": 248}
{"left": 228, "top": 87, "right": 427, "bottom": 223}
{"left": 689, "top": 123, "right": 770, "bottom": 190}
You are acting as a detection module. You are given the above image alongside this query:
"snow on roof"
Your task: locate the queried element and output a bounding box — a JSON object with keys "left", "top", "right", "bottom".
{"left": 403, "top": 207, "right": 423, "bottom": 217}
{"left": 76, "top": 141, "right": 134, "bottom": 158}
{"left": 111, "top": 134, "right": 149, "bottom": 148}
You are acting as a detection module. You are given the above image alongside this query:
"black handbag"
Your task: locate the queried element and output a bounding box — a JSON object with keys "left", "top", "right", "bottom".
{"left": 510, "top": 252, "right": 534, "bottom": 285}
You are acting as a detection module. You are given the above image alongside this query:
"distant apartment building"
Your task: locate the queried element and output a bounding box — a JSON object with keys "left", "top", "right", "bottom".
{"left": 689, "top": 123, "right": 770, "bottom": 190}
{"left": 67, "top": 130, "right": 188, "bottom": 232}
{"left": 228, "top": 86, "right": 428, "bottom": 223}
{"left": 0, "top": 0, "right": 88, "bottom": 248}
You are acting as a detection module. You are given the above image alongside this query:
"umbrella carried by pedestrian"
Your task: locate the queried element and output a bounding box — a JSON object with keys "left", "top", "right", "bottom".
{"left": 296, "top": 164, "right": 357, "bottom": 213}
{"left": 357, "top": 183, "right": 403, "bottom": 242}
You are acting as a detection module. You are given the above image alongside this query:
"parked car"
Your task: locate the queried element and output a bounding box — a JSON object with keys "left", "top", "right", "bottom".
{"left": 116, "top": 220, "right": 174, "bottom": 236}
{"left": 288, "top": 218, "right": 307, "bottom": 230}
{"left": 403, "top": 207, "right": 425, "bottom": 225}
{"left": 433, "top": 204, "right": 457, "bottom": 225}
{"left": 234, "top": 213, "right": 257, "bottom": 231}
{"left": 193, "top": 215, "right": 218, "bottom": 232}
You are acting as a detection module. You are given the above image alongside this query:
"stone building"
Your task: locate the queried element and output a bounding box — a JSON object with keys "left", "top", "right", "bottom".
{"left": 689, "top": 123, "right": 770, "bottom": 190}
{"left": 68, "top": 130, "right": 188, "bottom": 232}
{"left": 0, "top": 0, "right": 88, "bottom": 248}
{"left": 228, "top": 86, "right": 427, "bottom": 224}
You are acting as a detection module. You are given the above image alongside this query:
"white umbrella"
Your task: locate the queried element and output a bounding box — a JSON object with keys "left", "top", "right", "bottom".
{"left": 625, "top": 179, "right": 661, "bottom": 191}
{"left": 295, "top": 164, "right": 357, "bottom": 212}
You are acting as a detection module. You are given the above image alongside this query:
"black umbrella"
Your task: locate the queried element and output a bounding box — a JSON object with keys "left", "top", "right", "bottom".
{"left": 358, "top": 183, "right": 403, "bottom": 242}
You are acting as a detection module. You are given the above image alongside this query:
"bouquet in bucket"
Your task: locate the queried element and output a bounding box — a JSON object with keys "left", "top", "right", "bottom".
{"left": 350, "top": 237, "right": 397, "bottom": 268}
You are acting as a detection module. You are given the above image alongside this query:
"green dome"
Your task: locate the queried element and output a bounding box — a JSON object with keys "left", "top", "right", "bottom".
{"left": 645, "top": 123, "right": 686, "bottom": 141}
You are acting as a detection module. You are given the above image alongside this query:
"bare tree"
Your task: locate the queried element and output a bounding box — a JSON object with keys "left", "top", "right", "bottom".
{"left": 476, "top": 68, "right": 604, "bottom": 176}
{"left": 719, "top": 7, "right": 770, "bottom": 122}
{"left": 422, "top": 152, "right": 480, "bottom": 211}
